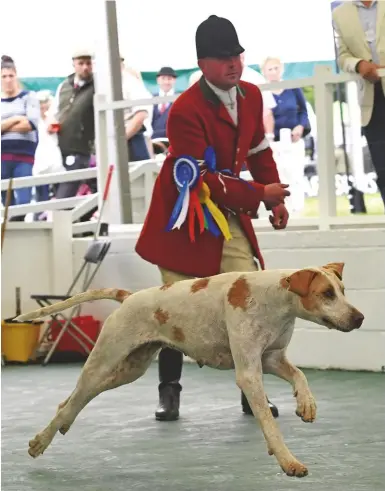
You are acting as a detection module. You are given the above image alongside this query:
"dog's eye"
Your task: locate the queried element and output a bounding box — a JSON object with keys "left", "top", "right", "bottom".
{"left": 323, "top": 288, "right": 335, "bottom": 299}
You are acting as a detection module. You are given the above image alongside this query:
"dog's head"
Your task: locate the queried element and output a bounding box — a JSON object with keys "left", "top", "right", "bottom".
{"left": 281, "top": 263, "right": 364, "bottom": 332}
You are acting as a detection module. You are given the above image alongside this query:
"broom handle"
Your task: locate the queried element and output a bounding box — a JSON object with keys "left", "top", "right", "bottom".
{"left": 15, "top": 287, "right": 21, "bottom": 317}
{"left": 1, "top": 177, "right": 14, "bottom": 253}
{"left": 94, "top": 164, "right": 114, "bottom": 240}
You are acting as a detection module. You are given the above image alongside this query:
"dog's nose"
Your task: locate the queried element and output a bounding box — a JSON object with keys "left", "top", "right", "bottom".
{"left": 351, "top": 311, "right": 364, "bottom": 329}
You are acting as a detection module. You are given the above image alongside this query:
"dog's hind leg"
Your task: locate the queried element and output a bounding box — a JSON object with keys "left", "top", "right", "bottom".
{"left": 28, "top": 311, "right": 159, "bottom": 458}
{"left": 58, "top": 342, "right": 162, "bottom": 435}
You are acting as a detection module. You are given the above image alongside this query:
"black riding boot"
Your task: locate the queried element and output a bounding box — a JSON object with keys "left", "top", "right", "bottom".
{"left": 241, "top": 391, "right": 279, "bottom": 418}
{"left": 155, "top": 381, "right": 182, "bottom": 421}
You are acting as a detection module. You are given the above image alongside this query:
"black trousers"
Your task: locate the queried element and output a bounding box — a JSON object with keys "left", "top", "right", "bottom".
{"left": 363, "top": 83, "right": 385, "bottom": 209}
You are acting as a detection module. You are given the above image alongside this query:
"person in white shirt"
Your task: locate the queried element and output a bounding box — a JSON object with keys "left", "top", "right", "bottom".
{"left": 188, "top": 69, "right": 202, "bottom": 87}
{"left": 239, "top": 53, "right": 275, "bottom": 137}
{"left": 120, "top": 59, "right": 153, "bottom": 161}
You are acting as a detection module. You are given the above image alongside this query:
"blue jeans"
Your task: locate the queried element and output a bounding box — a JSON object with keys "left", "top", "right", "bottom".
{"left": 1, "top": 160, "right": 33, "bottom": 207}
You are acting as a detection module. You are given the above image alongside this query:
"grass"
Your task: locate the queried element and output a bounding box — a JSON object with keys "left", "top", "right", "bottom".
{"left": 303, "top": 193, "right": 384, "bottom": 217}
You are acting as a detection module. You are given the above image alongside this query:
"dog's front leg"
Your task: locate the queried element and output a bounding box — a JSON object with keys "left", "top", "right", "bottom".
{"left": 262, "top": 350, "right": 316, "bottom": 423}
{"left": 235, "top": 362, "right": 308, "bottom": 477}
{"left": 228, "top": 326, "right": 308, "bottom": 477}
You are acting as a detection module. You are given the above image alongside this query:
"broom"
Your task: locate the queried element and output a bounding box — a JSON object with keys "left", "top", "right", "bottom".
{"left": 1, "top": 178, "right": 14, "bottom": 366}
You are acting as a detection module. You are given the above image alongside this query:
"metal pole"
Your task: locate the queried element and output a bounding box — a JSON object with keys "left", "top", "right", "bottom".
{"left": 104, "top": 0, "right": 133, "bottom": 223}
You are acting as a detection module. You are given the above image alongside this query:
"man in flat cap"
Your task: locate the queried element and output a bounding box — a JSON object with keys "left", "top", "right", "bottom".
{"left": 47, "top": 49, "right": 95, "bottom": 199}
{"left": 152, "top": 66, "right": 177, "bottom": 139}
{"left": 136, "top": 15, "right": 290, "bottom": 421}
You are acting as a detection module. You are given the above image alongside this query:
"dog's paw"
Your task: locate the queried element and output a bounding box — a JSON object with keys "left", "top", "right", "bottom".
{"left": 281, "top": 459, "right": 309, "bottom": 478}
{"left": 28, "top": 432, "right": 52, "bottom": 458}
{"left": 295, "top": 392, "right": 317, "bottom": 423}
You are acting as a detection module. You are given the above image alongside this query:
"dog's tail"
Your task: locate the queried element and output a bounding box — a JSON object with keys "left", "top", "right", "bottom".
{"left": 14, "top": 288, "right": 132, "bottom": 322}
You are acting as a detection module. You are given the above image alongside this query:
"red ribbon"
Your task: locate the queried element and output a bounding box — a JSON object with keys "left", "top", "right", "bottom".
{"left": 188, "top": 177, "right": 205, "bottom": 242}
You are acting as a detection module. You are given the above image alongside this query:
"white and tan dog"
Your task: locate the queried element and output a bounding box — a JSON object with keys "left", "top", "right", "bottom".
{"left": 16, "top": 262, "right": 364, "bottom": 478}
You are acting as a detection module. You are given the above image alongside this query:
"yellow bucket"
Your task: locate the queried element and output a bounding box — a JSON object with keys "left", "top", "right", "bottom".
{"left": 1, "top": 320, "right": 42, "bottom": 363}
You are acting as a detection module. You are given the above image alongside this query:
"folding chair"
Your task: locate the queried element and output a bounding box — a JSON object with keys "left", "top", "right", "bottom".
{"left": 30, "top": 238, "right": 111, "bottom": 365}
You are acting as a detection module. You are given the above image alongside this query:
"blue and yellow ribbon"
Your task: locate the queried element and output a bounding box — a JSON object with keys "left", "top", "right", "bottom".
{"left": 199, "top": 182, "right": 232, "bottom": 241}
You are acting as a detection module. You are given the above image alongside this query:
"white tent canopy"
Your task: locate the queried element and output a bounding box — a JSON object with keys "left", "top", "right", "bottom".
{"left": 3, "top": 0, "right": 336, "bottom": 77}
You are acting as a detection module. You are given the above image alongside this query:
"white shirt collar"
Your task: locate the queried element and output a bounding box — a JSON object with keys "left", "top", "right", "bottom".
{"left": 159, "top": 88, "right": 174, "bottom": 97}
{"left": 205, "top": 79, "right": 238, "bottom": 125}
{"left": 74, "top": 75, "right": 86, "bottom": 87}
{"left": 205, "top": 79, "right": 237, "bottom": 107}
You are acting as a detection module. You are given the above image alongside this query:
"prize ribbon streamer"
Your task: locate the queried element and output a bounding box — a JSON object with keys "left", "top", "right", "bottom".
{"left": 166, "top": 156, "right": 200, "bottom": 232}
{"left": 199, "top": 182, "right": 232, "bottom": 241}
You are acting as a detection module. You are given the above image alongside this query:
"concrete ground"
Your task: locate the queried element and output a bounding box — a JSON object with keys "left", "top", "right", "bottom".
{"left": 1, "top": 363, "right": 384, "bottom": 491}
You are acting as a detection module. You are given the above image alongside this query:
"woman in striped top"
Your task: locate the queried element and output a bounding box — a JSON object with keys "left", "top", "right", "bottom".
{"left": 1, "top": 56, "right": 40, "bottom": 216}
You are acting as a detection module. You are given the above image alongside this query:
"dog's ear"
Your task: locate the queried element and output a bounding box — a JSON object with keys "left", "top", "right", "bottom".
{"left": 323, "top": 262, "right": 344, "bottom": 280}
{"left": 284, "top": 269, "right": 318, "bottom": 297}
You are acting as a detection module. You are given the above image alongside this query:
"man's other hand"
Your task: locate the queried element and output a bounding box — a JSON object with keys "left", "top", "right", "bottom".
{"left": 269, "top": 204, "right": 289, "bottom": 230}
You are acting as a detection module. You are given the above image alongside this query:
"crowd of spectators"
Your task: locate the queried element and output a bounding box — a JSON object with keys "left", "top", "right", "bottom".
{"left": 4, "top": 48, "right": 368, "bottom": 221}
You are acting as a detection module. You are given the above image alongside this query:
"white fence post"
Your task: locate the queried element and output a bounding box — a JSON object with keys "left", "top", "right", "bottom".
{"left": 313, "top": 65, "right": 337, "bottom": 231}
{"left": 51, "top": 210, "right": 73, "bottom": 294}
{"left": 94, "top": 93, "right": 109, "bottom": 216}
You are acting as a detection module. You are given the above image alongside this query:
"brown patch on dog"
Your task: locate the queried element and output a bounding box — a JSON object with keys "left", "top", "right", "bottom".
{"left": 227, "top": 275, "right": 251, "bottom": 311}
{"left": 160, "top": 283, "right": 174, "bottom": 291}
{"left": 116, "top": 289, "right": 132, "bottom": 303}
{"left": 191, "top": 277, "right": 210, "bottom": 293}
{"left": 171, "top": 326, "right": 185, "bottom": 342}
{"left": 154, "top": 308, "right": 169, "bottom": 325}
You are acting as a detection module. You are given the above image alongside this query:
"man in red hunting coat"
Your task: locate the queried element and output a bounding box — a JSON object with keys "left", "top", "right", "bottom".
{"left": 136, "top": 15, "right": 290, "bottom": 421}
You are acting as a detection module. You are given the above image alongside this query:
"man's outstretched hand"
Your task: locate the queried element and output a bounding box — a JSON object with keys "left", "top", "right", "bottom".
{"left": 264, "top": 183, "right": 291, "bottom": 208}
{"left": 269, "top": 203, "right": 289, "bottom": 230}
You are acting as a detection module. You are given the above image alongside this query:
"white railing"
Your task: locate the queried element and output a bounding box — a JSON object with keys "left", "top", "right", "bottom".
{"left": 0, "top": 158, "right": 166, "bottom": 234}
{"left": 1, "top": 168, "right": 97, "bottom": 233}
{"left": 94, "top": 65, "right": 385, "bottom": 231}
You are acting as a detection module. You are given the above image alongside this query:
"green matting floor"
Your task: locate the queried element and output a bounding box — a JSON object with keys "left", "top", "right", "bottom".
{"left": 2, "top": 363, "right": 384, "bottom": 491}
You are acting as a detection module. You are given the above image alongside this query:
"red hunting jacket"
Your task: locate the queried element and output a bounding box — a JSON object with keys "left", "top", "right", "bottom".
{"left": 135, "top": 77, "right": 280, "bottom": 277}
